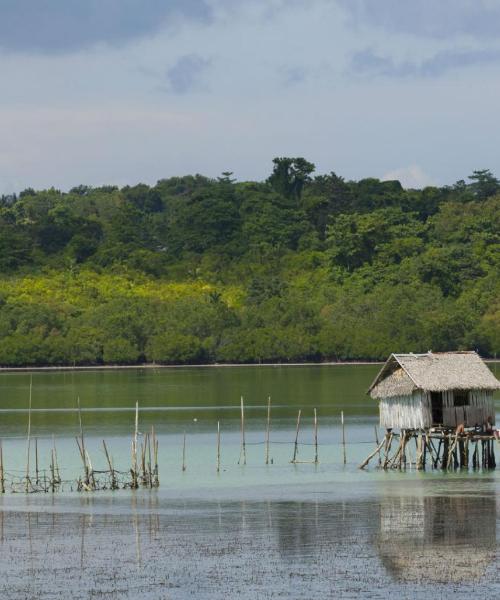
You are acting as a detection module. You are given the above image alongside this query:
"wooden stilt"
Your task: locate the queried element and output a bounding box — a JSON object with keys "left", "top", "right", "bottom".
{"left": 374, "top": 426, "right": 381, "bottom": 467}
{"left": 358, "top": 438, "right": 386, "bottom": 469}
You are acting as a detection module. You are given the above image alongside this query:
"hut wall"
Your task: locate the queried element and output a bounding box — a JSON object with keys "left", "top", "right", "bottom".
{"left": 379, "top": 392, "right": 430, "bottom": 429}
{"left": 440, "top": 390, "right": 495, "bottom": 427}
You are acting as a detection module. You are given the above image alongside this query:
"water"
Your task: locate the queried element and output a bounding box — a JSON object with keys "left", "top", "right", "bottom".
{"left": 0, "top": 365, "right": 499, "bottom": 599}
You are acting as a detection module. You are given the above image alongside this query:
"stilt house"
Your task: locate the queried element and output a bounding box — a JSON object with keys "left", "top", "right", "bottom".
{"left": 369, "top": 351, "right": 500, "bottom": 430}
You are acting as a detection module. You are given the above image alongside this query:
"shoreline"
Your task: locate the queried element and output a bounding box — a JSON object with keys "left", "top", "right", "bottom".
{"left": 0, "top": 359, "right": 498, "bottom": 373}
{"left": 0, "top": 361, "right": 384, "bottom": 372}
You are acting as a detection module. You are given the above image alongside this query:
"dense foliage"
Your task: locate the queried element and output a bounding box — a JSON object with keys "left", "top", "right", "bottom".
{"left": 0, "top": 161, "right": 499, "bottom": 365}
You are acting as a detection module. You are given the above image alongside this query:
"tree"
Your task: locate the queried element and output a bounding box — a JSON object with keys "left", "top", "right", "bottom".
{"left": 267, "top": 157, "right": 315, "bottom": 200}
{"left": 468, "top": 169, "right": 500, "bottom": 200}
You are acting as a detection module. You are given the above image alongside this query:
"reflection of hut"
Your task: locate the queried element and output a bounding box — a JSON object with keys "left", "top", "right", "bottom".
{"left": 369, "top": 351, "right": 500, "bottom": 429}
{"left": 377, "top": 494, "right": 497, "bottom": 583}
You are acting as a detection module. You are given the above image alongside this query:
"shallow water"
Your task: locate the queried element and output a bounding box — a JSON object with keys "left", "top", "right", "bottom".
{"left": 0, "top": 365, "right": 499, "bottom": 598}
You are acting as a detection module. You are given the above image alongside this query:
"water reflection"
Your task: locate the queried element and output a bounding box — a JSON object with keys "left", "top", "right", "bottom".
{"left": 377, "top": 492, "right": 497, "bottom": 583}
{"left": 0, "top": 492, "right": 498, "bottom": 598}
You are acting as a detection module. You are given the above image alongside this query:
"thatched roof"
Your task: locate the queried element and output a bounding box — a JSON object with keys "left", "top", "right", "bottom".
{"left": 369, "top": 351, "right": 500, "bottom": 399}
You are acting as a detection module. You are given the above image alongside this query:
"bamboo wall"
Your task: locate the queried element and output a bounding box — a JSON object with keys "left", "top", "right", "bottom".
{"left": 439, "top": 390, "right": 495, "bottom": 427}
{"left": 379, "top": 392, "right": 428, "bottom": 429}
{"left": 379, "top": 389, "right": 495, "bottom": 429}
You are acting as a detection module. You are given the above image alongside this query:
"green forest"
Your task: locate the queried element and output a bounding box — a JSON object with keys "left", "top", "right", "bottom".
{"left": 0, "top": 159, "right": 499, "bottom": 366}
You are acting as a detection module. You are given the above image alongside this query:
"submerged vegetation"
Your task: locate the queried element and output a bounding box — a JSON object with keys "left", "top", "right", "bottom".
{"left": 0, "top": 160, "right": 499, "bottom": 365}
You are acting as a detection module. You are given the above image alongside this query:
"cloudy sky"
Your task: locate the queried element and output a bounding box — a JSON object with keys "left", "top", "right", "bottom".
{"left": 1, "top": 0, "right": 500, "bottom": 193}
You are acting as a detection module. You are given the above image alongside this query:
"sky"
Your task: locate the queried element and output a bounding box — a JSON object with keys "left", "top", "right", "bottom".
{"left": 1, "top": 0, "right": 500, "bottom": 194}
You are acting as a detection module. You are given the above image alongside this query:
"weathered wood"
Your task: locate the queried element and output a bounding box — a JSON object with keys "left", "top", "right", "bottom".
{"left": 358, "top": 438, "right": 386, "bottom": 470}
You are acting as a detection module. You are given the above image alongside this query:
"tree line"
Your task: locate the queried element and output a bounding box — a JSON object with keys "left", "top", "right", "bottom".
{"left": 0, "top": 160, "right": 498, "bottom": 365}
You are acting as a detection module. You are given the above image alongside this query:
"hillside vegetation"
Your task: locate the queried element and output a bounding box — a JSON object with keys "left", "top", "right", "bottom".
{"left": 0, "top": 159, "right": 499, "bottom": 365}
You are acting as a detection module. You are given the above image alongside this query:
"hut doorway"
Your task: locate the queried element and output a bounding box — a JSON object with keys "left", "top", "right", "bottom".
{"left": 431, "top": 392, "right": 443, "bottom": 424}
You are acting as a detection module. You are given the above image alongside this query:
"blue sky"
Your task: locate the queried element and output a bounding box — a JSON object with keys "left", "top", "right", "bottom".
{"left": 1, "top": 0, "right": 499, "bottom": 193}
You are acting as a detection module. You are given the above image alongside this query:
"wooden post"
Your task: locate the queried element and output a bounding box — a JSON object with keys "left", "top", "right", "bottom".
{"left": 25, "top": 375, "right": 33, "bottom": 493}
{"left": 147, "top": 430, "right": 153, "bottom": 488}
{"left": 0, "top": 441, "right": 4, "bottom": 494}
{"left": 374, "top": 426, "right": 381, "bottom": 467}
{"left": 216, "top": 420, "right": 221, "bottom": 473}
{"left": 238, "top": 396, "right": 246, "bottom": 466}
{"left": 313, "top": 408, "right": 319, "bottom": 464}
{"left": 341, "top": 411, "right": 346, "bottom": 465}
{"left": 358, "top": 438, "right": 386, "bottom": 469}
{"left": 182, "top": 432, "right": 187, "bottom": 472}
{"left": 35, "top": 438, "right": 39, "bottom": 486}
{"left": 416, "top": 431, "right": 423, "bottom": 470}
{"left": 291, "top": 410, "right": 302, "bottom": 463}
{"left": 383, "top": 431, "right": 393, "bottom": 469}
{"left": 50, "top": 447, "right": 56, "bottom": 492}
{"left": 132, "top": 401, "right": 139, "bottom": 488}
{"left": 265, "top": 396, "right": 271, "bottom": 465}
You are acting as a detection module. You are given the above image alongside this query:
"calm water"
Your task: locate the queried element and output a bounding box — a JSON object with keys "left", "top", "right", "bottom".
{"left": 0, "top": 365, "right": 499, "bottom": 599}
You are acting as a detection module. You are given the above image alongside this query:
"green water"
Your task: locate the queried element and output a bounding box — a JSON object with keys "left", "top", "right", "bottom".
{"left": 0, "top": 365, "right": 499, "bottom": 599}
{"left": 0, "top": 364, "right": 383, "bottom": 436}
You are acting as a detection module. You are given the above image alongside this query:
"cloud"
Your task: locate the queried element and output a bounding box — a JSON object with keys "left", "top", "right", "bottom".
{"left": 165, "top": 54, "right": 211, "bottom": 94}
{"left": 0, "top": 0, "right": 212, "bottom": 54}
{"left": 337, "top": 0, "right": 500, "bottom": 39}
{"left": 382, "top": 165, "right": 435, "bottom": 189}
{"left": 350, "top": 47, "right": 500, "bottom": 78}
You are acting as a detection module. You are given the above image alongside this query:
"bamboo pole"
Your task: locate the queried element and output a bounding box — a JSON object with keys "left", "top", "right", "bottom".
{"left": 50, "top": 447, "right": 55, "bottom": 492}
{"left": 265, "top": 396, "right": 271, "bottom": 465}
{"left": 152, "top": 428, "right": 159, "bottom": 486}
{"left": 35, "top": 438, "right": 39, "bottom": 486}
{"left": 238, "top": 396, "right": 246, "bottom": 466}
{"left": 358, "top": 438, "right": 386, "bottom": 470}
{"left": 313, "top": 408, "right": 319, "bottom": 464}
{"left": 132, "top": 401, "right": 139, "bottom": 488}
{"left": 341, "top": 411, "right": 346, "bottom": 465}
{"left": 25, "top": 375, "right": 33, "bottom": 493}
{"left": 76, "top": 396, "right": 89, "bottom": 486}
{"left": 383, "top": 431, "right": 393, "bottom": 469}
{"left": 103, "top": 440, "right": 117, "bottom": 490}
{"left": 291, "top": 410, "right": 302, "bottom": 463}
{"left": 217, "top": 420, "right": 221, "bottom": 473}
{"left": 182, "top": 432, "right": 187, "bottom": 472}
{"left": 0, "top": 441, "right": 4, "bottom": 494}
{"left": 374, "top": 426, "right": 381, "bottom": 467}
{"left": 147, "top": 430, "right": 152, "bottom": 488}
{"left": 53, "top": 435, "right": 60, "bottom": 484}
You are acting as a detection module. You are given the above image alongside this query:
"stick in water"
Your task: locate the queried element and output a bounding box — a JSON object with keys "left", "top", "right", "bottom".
{"left": 341, "top": 411, "right": 346, "bottom": 465}
{"left": 217, "top": 421, "right": 221, "bottom": 473}
{"left": 182, "top": 431, "right": 187, "bottom": 472}
{"left": 238, "top": 396, "right": 246, "bottom": 465}
{"left": 291, "top": 409, "right": 302, "bottom": 463}
{"left": 314, "top": 408, "right": 319, "bottom": 464}
{"left": 265, "top": 396, "right": 271, "bottom": 465}
{"left": 25, "top": 375, "right": 33, "bottom": 493}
